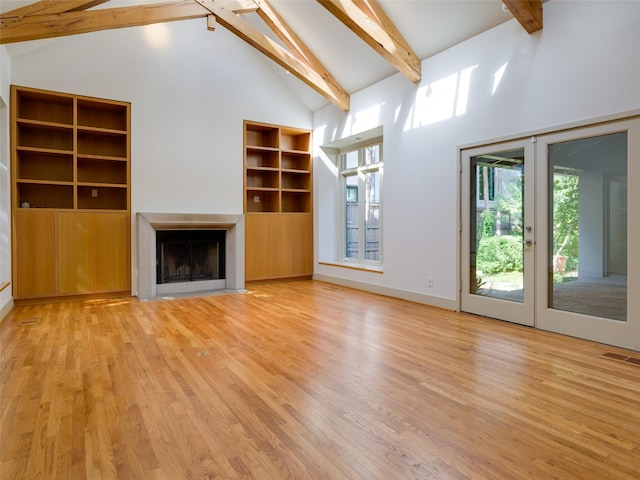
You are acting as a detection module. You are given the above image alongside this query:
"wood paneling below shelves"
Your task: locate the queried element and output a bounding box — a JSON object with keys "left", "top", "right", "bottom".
{"left": 13, "top": 210, "right": 57, "bottom": 298}
{"left": 245, "top": 213, "right": 313, "bottom": 281}
{"left": 58, "top": 212, "right": 95, "bottom": 294}
{"left": 95, "top": 213, "right": 130, "bottom": 292}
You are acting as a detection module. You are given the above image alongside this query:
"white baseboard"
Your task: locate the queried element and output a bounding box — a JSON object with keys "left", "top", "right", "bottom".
{"left": 312, "top": 274, "right": 458, "bottom": 311}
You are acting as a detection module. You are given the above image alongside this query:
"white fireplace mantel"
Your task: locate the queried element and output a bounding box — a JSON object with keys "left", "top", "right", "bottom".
{"left": 137, "top": 212, "right": 244, "bottom": 300}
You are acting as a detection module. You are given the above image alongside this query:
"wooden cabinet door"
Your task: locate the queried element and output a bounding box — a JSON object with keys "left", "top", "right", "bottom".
{"left": 245, "top": 214, "right": 271, "bottom": 281}
{"left": 289, "top": 214, "right": 313, "bottom": 276}
{"left": 14, "top": 210, "right": 56, "bottom": 298}
{"left": 58, "top": 212, "right": 95, "bottom": 294}
{"left": 94, "top": 213, "right": 130, "bottom": 292}
{"left": 245, "top": 213, "right": 313, "bottom": 281}
{"left": 268, "top": 214, "right": 292, "bottom": 279}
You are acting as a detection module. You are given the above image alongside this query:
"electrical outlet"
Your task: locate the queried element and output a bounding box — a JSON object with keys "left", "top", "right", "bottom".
{"left": 92, "top": 188, "right": 98, "bottom": 197}
{"left": 427, "top": 276, "right": 433, "bottom": 287}
{"left": 253, "top": 195, "right": 260, "bottom": 203}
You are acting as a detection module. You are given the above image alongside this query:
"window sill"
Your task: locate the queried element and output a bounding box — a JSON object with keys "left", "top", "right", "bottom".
{"left": 318, "top": 261, "right": 384, "bottom": 274}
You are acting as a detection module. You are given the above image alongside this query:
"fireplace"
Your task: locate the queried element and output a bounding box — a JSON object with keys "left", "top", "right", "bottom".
{"left": 156, "top": 230, "right": 225, "bottom": 284}
{"left": 137, "top": 213, "right": 244, "bottom": 300}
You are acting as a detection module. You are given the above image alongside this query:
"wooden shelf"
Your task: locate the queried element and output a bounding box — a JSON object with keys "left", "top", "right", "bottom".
{"left": 281, "top": 171, "right": 311, "bottom": 190}
{"left": 246, "top": 148, "right": 279, "bottom": 169}
{"left": 15, "top": 88, "right": 73, "bottom": 124}
{"left": 16, "top": 150, "right": 73, "bottom": 182}
{"left": 16, "top": 183, "right": 74, "bottom": 209}
{"left": 243, "top": 120, "right": 312, "bottom": 214}
{"left": 244, "top": 120, "right": 313, "bottom": 281}
{"left": 16, "top": 121, "right": 74, "bottom": 151}
{"left": 77, "top": 98, "right": 128, "bottom": 131}
{"left": 282, "top": 191, "right": 312, "bottom": 213}
{"left": 245, "top": 190, "right": 279, "bottom": 213}
{"left": 281, "top": 151, "right": 310, "bottom": 171}
{"left": 11, "top": 85, "right": 130, "bottom": 212}
{"left": 281, "top": 127, "right": 311, "bottom": 152}
{"left": 245, "top": 124, "right": 279, "bottom": 148}
{"left": 10, "top": 85, "right": 131, "bottom": 300}
{"left": 77, "top": 130, "right": 127, "bottom": 158}
{"left": 246, "top": 169, "right": 279, "bottom": 189}
{"left": 77, "top": 158, "right": 127, "bottom": 184}
{"left": 77, "top": 186, "right": 128, "bottom": 210}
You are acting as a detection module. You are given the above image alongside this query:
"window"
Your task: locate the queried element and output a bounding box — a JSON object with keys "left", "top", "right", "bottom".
{"left": 340, "top": 141, "right": 383, "bottom": 263}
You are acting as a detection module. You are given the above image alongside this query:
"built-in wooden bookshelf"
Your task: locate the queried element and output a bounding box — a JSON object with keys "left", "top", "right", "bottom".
{"left": 244, "top": 121, "right": 312, "bottom": 214}
{"left": 243, "top": 121, "right": 313, "bottom": 281}
{"left": 10, "top": 85, "right": 131, "bottom": 300}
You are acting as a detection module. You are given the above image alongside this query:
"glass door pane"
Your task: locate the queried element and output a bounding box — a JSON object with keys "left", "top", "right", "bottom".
{"left": 547, "top": 132, "right": 627, "bottom": 321}
{"left": 470, "top": 149, "right": 525, "bottom": 302}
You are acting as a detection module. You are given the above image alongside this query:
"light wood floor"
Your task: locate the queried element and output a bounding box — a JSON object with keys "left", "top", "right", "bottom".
{"left": 1, "top": 280, "right": 639, "bottom": 479}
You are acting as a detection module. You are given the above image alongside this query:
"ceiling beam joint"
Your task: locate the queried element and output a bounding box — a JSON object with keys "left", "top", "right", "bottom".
{"left": 196, "top": 0, "right": 350, "bottom": 111}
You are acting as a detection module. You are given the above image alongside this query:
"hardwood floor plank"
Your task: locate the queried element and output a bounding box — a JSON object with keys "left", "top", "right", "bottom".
{"left": 2, "top": 280, "right": 640, "bottom": 479}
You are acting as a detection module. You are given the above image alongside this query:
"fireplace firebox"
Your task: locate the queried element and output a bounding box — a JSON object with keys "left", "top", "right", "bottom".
{"left": 156, "top": 230, "right": 225, "bottom": 284}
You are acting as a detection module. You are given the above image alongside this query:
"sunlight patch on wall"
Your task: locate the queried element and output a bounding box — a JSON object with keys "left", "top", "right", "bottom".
{"left": 314, "top": 124, "right": 327, "bottom": 148}
{"left": 493, "top": 62, "right": 508, "bottom": 95}
{"left": 319, "top": 150, "right": 339, "bottom": 175}
{"left": 394, "top": 104, "right": 402, "bottom": 125}
{"left": 315, "top": 124, "right": 339, "bottom": 174}
{"left": 341, "top": 104, "right": 382, "bottom": 139}
{"left": 143, "top": 23, "right": 171, "bottom": 50}
{"left": 456, "top": 65, "right": 477, "bottom": 116}
{"left": 403, "top": 65, "right": 477, "bottom": 131}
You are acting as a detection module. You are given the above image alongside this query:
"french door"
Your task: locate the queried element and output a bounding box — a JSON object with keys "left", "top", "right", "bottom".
{"left": 461, "top": 139, "right": 535, "bottom": 326}
{"left": 461, "top": 117, "right": 640, "bottom": 349}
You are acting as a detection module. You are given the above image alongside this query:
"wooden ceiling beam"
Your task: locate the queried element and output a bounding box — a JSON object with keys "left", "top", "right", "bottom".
{"left": 0, "top": 0, "right": 110, "bottom": 18}
{"left": 0, "top": 1, "right": 209, "bottom": 43}
{"left": 253, "top": 0, "right": 346, "bottom": 107}
{"left": 317, "top": 0, "right": 421, "bottom": 83}
{"left": 0, "top": 0, "right": 349, "bottom": 110}
{"left": 502, "top": 0, "right": 543, "bottom": 34}
{"left": 254, "top": 0, "right": 312, "bottom": 65}
{"left": 196, "top": 0, "right": 350, "bottom": 111}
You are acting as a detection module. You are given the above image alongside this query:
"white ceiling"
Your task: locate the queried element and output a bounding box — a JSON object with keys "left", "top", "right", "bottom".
{"left": 1, "top": 0, "right": 517, "bottom": 111}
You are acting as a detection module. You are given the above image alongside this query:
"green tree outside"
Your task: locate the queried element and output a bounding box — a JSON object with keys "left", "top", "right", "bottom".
{"left": 476, "top": 167, "right": 579, "bottom": 282}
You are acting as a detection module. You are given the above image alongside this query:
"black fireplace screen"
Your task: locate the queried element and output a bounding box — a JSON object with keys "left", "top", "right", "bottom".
{"left": 156, "top": 230, "right": 225, "bottom": 284}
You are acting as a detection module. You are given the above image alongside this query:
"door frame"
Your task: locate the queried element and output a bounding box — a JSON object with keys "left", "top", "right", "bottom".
{"left": 458, "top": 113, "right": 640, "bottom": 350}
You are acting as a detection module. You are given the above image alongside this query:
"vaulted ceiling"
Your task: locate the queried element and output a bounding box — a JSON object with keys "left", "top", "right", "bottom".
{"left": 0, "top": 0, "right": 543, "bottom": 111}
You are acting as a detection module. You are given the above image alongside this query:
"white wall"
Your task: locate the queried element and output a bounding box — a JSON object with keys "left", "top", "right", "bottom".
{"left": 4, "top": 1, "right": 639, "bottom": 309}
{"left": 8, "top": 18, "right": 312, "bottom": 295}
{"left": 0, "top": 45, "right": 13, "bottom": 318}
{"left": 313, "top": 1, "right": 640, "bottom": 308}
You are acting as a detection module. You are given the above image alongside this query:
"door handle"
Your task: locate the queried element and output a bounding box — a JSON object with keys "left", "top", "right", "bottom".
{"left": 525, "top": 239, "right": 533, "bottom": 246}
